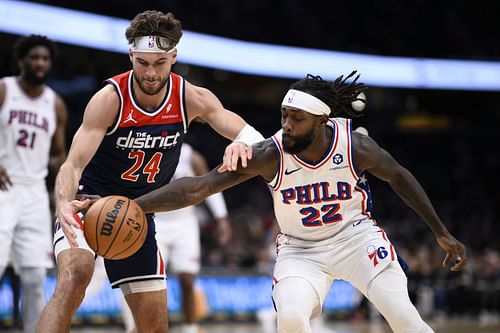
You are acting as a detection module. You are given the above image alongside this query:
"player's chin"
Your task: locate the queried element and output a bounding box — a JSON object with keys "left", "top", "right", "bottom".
{"left": 283, "top": 142, "right": 299, "bottom": 154}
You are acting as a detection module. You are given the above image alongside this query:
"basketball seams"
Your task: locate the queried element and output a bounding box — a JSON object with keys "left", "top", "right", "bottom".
{"left": 102, "top": 196, "right": 131, "bottom": 258}
{"left": 110, "top": 209, "right": 147, "bottom": 259}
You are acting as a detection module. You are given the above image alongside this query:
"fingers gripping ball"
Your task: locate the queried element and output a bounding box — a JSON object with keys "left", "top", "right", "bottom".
{"left": 83, "top": 195, "right": 147, "bottom": 260}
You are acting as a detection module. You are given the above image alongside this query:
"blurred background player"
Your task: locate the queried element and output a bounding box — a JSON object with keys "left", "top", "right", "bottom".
{"left": 122, "top": 143, "right": 231, "bottom": 333}
{"left": 0, "top": 34, "right": 67, "bottom": 333}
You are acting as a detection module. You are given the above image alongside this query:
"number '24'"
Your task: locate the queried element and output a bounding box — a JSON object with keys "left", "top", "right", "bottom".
{"left": 121, "top": 150, "right": 162, "bottom": 183}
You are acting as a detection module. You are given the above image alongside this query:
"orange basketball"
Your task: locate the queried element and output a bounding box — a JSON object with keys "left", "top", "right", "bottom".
{"left": 83, "top": 195, "right": 147, "bottom": 260}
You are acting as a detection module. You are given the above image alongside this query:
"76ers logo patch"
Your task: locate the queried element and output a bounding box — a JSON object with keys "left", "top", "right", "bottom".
{"left": 366, "top": 244, "right": 389, "bottom": 267}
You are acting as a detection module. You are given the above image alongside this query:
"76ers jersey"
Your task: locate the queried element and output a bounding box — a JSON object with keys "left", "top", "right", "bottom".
{"left": 268, "top": 118, "right": 373, "bottom": 241}
{"left": 80, "top": 71, "right": 188, "bottom": 198}
{"left": 0, "top": 77, "right": 57, "bottom": 183}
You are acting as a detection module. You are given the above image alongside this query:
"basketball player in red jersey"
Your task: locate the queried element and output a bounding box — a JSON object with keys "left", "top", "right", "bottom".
{"left": 36, "top": 11, "right": 263, "bottom": 333}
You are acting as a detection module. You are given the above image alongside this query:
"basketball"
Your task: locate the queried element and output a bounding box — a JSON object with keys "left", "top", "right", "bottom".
{"left": 83, "top": 195, "right": 147, "bottom": 260}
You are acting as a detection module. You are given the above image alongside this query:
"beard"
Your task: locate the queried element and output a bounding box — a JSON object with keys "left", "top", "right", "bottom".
{"left": 133, "top": 72, "right": 168, "bottom": 96}
{"left": 23, "top": 70, "right": 47, "bottom": 85}
{"left": 283, "top": 131, "right": 315, "bottom": 154}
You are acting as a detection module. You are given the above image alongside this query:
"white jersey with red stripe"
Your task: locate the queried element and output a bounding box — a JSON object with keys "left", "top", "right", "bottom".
{"left": 269, "top": 117, "right": 373, "bottom": 241}
{"left": 0, "top": 76, "right": 57, "bottom": 183}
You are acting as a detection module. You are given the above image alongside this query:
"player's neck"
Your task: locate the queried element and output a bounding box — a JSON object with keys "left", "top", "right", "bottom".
{"left": 297, "top": 127, "right": 333, "bottom": 163}
{"left": 17, "top": 77, "right": 44, "bottom": 98}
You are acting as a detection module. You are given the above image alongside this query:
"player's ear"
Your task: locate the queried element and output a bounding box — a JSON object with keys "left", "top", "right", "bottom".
{"left": 319, "top": 115, "right": 329, "bottom": 125}
{"left": 128, "top": 50, "right": 134, "bottom": 63}
{"left": 170, "top": 48, "right": 177, "bottom": 65}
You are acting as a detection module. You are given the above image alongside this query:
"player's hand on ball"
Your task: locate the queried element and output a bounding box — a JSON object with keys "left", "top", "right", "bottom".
{"left": 57, "top": 199, "right": 91, "bottom": 248}
{"left": 218, "top": 141, "right": 253, "bottom": 172}
{"left": 75, "top": 193, "right": 102, "bottom": 206}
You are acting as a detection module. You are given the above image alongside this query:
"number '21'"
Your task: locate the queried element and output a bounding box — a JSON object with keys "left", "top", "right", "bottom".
{"left": 17, "top": 129, "right": 36, "bottom": 148}
{"left": 300, "top": 204, "right": 343, "bottom": 226}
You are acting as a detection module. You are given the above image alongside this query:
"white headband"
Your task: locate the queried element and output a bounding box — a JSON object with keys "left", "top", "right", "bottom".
{"left": 281, "top": 89, "right": 331, "bottom": 116}
{"left": 131, "top": 35, "right": 176, "bottom": 53}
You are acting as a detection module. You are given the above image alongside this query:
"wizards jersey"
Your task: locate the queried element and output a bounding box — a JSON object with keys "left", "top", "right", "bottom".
{"left": 268, "top": 118, "right": 374, "bottom": 241}
{"left": 80, "top": 70, "right": 188, "bottom": 198}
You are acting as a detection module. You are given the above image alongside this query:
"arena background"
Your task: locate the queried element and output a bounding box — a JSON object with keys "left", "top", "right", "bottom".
{"left": 0, "top": 1, "right": 499, "bottom": 332}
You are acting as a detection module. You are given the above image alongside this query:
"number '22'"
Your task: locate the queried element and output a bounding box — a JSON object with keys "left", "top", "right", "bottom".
{"left": 299, "top": 204, "right": 343, "bottom": 226}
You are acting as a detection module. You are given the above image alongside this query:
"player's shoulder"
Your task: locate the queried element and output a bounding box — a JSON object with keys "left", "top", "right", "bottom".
{"left": 351, "top": 131, "right": 385, "bottom": 171}
{"left": 183, "top": 80, "right": 219, "bottom": 119}
{"left": 247, "top": 138, "right": 279, "bottom": 181}
{"left": 184, "top": 80, "right": 213, "bottom": 101}
{"left": 253, "top": 139, "right": 279, "bottom": 161}
{"left": 83, "top": 85, "right": 120, "bottom": 125}
{"left": 91, "top": 84, "right": 120, "bottom": 105}
{"left": 352, "top": 131, "right": 376, "bottom": 154}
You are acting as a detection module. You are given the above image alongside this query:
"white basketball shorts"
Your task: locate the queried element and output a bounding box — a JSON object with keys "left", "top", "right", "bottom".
{"left": 273, "top": 219, "right": 397, "bottom": 311}
{"left": 154, "top": 211, "right": 200, "bottom": 274}
{"left": 0, "top": 182, "right": 54, "bottom": 271}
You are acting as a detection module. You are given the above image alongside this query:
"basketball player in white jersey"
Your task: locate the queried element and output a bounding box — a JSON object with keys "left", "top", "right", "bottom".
{"left": 0, "top": 35, "right": 67, "bottom": 333}
{"left": 122, "top": 143, "right": 230, "bottom": 333}
{"left": 134, "top": 72, "right": 468, "bottom": 333}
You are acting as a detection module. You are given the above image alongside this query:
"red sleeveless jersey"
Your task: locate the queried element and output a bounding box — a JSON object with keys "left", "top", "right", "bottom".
{"left": 80, "top": 70, "right": 188, "bottom": 198}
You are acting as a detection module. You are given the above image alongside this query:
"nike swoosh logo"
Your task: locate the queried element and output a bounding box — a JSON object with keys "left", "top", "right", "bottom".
{"left": 284, "top": 167, "right": 302, "bottom": 175}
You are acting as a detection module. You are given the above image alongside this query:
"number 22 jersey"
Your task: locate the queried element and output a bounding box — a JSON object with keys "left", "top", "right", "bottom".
{"left": 268, "top": 118, "right": 374, "bottom": 241}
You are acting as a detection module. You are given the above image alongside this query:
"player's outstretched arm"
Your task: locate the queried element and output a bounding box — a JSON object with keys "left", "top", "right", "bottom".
{"left": 54, "top": 85, "right": 118, "bottom": 247}
{"left": 135, "top": 139, "right": 277, "bottom": 214}
{"left": 184, "top": 81, "right": 264, "bottom": 172}
{"left": 352, "top": 132, "right": 467, "bottom": 271}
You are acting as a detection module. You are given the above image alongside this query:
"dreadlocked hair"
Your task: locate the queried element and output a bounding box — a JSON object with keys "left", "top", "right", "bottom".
{"left": 290, "top": 70, "right": 367, "bottom": 118}
{"left": 13, "top": 34, "right": 57, "bottom": 61}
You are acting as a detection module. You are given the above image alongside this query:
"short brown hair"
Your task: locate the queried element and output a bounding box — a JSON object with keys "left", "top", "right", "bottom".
{"left": 125, "top": 10, "right": 182, "bottom": 51}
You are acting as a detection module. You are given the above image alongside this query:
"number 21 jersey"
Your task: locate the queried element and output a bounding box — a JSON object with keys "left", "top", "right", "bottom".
{"left": 0, "top": 77, "right": 57, "bottom": 183}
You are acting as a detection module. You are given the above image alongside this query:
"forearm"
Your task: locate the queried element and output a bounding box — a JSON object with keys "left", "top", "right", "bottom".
{"left": 389, "top": 167, "right": 449, "bottom": 237}
{"left": 135, "top": 177, "right": 209, "bottom": 214}
{"left": 54, "top": 162, "right": 82, "bottom": 212}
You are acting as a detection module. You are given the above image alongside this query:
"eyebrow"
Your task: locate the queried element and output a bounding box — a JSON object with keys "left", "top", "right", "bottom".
{"left": 136, "top": 57, "right": 169, "bottom": 63}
